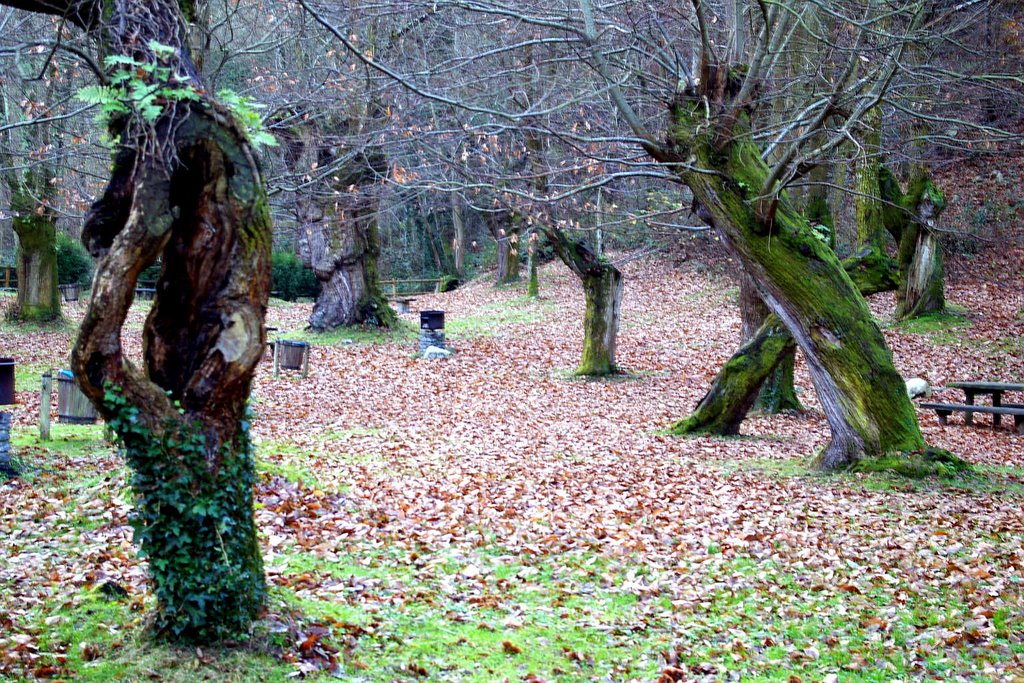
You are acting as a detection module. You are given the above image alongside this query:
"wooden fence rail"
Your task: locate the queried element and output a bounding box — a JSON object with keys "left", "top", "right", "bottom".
{"left": 381, "top": 278, "right": 441, "bottom": 296}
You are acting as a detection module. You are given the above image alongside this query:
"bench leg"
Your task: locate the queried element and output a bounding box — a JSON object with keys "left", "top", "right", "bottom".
{"left": 993, "top": 393, "right": 1002, "bottom": 428}
{"left": 1015, "top": 415, "right": 1024, "bottom": 436}
{"left": 935, "top": 410, "right": 949, "bottom": 426}
{"left": 964, "top": 392, "right": 975, "bottom": 425}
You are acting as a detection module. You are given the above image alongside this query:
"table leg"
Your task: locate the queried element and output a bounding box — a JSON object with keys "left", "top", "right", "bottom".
{"left": 964, "top": 391, "right": 975, "bottom": 425}
{"left": 993, "top": 391, "right": 1002, "bottom": 428}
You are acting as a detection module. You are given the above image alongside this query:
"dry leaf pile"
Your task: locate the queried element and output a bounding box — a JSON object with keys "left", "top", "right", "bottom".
{"left": 1, "top": 245, "right": 1022, "bottom": 681}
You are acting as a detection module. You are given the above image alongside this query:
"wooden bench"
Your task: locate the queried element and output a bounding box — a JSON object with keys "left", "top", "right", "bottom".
{"left": 388, "top": 297, "right": 416, "bottom": 314}
{"left": 135, "top": 287, "right": 156, "bottom": 301}
{"left": 920, "top": 402, "right": 1024, "bottom": 434}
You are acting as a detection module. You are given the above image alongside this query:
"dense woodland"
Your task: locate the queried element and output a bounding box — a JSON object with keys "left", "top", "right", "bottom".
{"left": 0, "top": 1, "right": 1023, "bottom": 681}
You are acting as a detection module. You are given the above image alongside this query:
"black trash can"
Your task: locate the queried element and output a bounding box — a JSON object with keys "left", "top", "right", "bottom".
{"left": 0, "top": 358, "right": 14, "bottom": 405}
{"left": 420, "top": 310, "right": 445, "bottom": 330}
{"left": 419, "top": 311, "right": 445, "bottom": 353}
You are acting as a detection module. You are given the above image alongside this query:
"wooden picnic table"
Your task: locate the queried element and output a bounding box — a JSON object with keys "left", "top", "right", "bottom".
{"left": 945, "top": 381, "right": 1024, "bottom": 427}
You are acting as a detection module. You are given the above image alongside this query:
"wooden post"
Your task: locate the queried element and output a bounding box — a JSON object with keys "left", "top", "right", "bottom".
{"left": 301, "top": 344, "right": 310, "bottom": 379}
{"left": 40, "top": 372, "right": 52, "bottom": 441}
{"left": 273, "top": 338, "right": 281, "bottom": 379}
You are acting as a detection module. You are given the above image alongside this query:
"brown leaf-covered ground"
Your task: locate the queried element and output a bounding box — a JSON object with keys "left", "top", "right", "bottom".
{"left": 1, "top": 244, "right": 1022, "bottom": 682}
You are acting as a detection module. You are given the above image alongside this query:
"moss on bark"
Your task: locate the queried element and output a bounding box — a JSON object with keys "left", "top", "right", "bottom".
{"left": 578, "top": 267, "right": 621, "bottom": 376}
{"left": 671, "top": 316, "right": 795, "bottom": 435}
{"left": 668, "top": 99, "right": 926, "bottom": 467}
{"left": 10, "top": 185, "right": 60, "bottom": 322}
{"left": 544, "top": 227, "right": 621, "bottom": 376}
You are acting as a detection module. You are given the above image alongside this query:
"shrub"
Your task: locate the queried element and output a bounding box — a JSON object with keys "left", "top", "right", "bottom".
{"left": 55, "top": 233, "right": 93, "bottom": 286}
{"left": 271, "top": 251, "right": 319, "bottom": 301}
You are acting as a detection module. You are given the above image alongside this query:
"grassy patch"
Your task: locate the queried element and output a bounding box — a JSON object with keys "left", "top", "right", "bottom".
{"left": 22, "top": 591, "right": 296, "bottom": 683}
{"left": 727, "top": 453, "right": 1024, "bottom": 496}
{"left": 446, "top": 298, "right": 553, "bottom": 338}
{"left": 268, "top": 543, "right": 669, "bottom": 682}
{"left": 278, "top": 322, "right": 417, "bottom": 347}
{"left": 893, "top": 309, "right": 971, "bottom": 344}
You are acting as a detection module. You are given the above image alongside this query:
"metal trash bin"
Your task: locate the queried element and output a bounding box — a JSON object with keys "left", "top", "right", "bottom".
{"left": 0, "top": 358, "right": 14, "bottom": 406}
{"left": 420, "top": 310, "right": 445, "bottom": 330}
{"left": 419, "top": 311, "right": 445, "bottom": 353}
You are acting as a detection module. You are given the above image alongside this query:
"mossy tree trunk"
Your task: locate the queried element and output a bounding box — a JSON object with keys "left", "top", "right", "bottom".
{"left": 672, "top": 315, "right": 796, "bottom": 435}
{"left": 9, "top": 179, "right": 60, "bottom": 322}
{"left": 674, "top": 252, "right": 901, "bottom": 437}
{"left": 543, "top": 227, "right": 621, "bottom": 376}
{"left": 283, "top": 120, "right": 395, "bottom": 330}
{"left": 843, "top": 109, "right": 900, "bottom": 296}
{"left": 487, "top": 210, "right": 521, "bottom": 285}
{"left": 885, "top": 167, "right": 947, "bottom": 320}
{"left": 6, "top": 0, "right": 272, "bottom": 643}
{"left": 664, "top": 88, "right": 925, "bottom": 468}
{"left": 740, "top": 273, "right": 801, "bottom": 414}
{"left": 526, "top": 231, "right": 540, "bottom": 298}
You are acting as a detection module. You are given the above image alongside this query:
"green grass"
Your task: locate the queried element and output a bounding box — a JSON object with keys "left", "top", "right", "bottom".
{"left": 892, "top": 308, "right": 971, "bottom": 344}
{"left": 278, "top": 321, "right": 418, "bottom": 346}
{"left": 27, "top": 591, "right": 296, "bottom": 683}
{"left": 445, "top": 298, "right": 553, "bottom": 337}
{"left": 724, "top": 453, "right": 1024, "bottom": 496}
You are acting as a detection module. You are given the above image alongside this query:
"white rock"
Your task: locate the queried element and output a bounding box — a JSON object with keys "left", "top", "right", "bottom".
{"left": 422, "top": 346, "right": 452, "bottom": 360}
{"left": 905, "top": 377, "right": 930, "bottom": 399}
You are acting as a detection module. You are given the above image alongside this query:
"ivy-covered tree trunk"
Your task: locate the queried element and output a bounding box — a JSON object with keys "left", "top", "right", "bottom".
{"left": 6, "top": 0, "right": 272, "bottom": 642}
{"left": 544, "top": 227, "right": 621, "bottom": 376}
{"left": 10, "top": 183, "right": 60, "bottom": 322}
{"left": 665, "top": 89, "right": 925, "bottom": 468}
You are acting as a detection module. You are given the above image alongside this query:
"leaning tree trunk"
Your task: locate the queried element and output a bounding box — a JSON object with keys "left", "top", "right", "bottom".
{"left": 0, "top": 0, "right": 277, "bottom": 643}
{"left": 666, "top": 93, "right": 925, "bottom": 468}
{"left": 9, "top": 178, "right": 60, "bottom": 322}
{"left": 544, "top": 227, "right": 621, "bottom": 376}
{"left": 672, "top": 315, "right": 796, "bottom": 435}
{"left": 674, "top": 251, "right": 903, "bottom": 437}
{"left": 300, "top": 190, "right": 396, "bottom": 330}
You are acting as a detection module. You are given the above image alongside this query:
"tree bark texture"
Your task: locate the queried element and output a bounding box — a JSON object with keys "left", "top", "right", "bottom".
{"left": 887, "top": 168, "right": 947, "bottom": 320}
{"left": 665, "top": 93, "right": 925, "bottom": 468}
{"left": 4, "top": 0, "right": 272, "bottom": 642}
{"left": 544, "top": 227, "right": 621, "bottom": 376}
{"left": 283, "top": 116, "right": 395, "bottom": 330}
{"left": 486, "top": 211, "right": 521, "bottom": 285}
{"left": 10, "top": 180, "right": 60, "bottom": 321}
{"left": 740, "top": 273, "right": 801, "bottom": 414}
{"left": 299, "top": 187, "right": 396, "bottom": 330}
